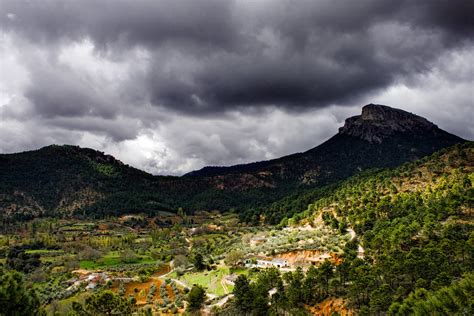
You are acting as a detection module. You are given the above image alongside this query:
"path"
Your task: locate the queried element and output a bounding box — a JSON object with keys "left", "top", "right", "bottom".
{"left": 155, "top": 267, "right": 189, "bottom": 289}
{"left": 157, "top": 268, "right": 218, "bottom": 300}
{"left": 155, "top": 271, "right": 190, "bottom": 290}
{"left": 203, "top": 294, "right": 234, "bottom": 315}
{"left": 347, "top": 228, "right": 356, "bottom": 240}
{"left": 212, "top": 294, "right": 233, "bottom": 308}
{"left": 347, "top": 228, "right": 364, "bottom": 258}
{"left": 220, "top": 279, "right": 230, "bottom": 294}
{"left": 185, "top": 237, "right": 192, "bottom": 252}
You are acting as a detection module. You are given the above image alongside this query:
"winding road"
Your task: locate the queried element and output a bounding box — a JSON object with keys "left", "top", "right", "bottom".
{"left": 347, "top": 228, "right": 364, "bottom": 258}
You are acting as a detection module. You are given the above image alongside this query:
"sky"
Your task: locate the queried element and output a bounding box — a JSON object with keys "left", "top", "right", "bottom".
{"left": 0, "top": 0, "right": 473, "bottom": 175}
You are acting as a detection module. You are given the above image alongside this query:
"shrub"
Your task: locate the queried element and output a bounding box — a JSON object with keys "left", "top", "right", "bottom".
{"left": 118, "top": 282, "right": 125, "bottom": 296}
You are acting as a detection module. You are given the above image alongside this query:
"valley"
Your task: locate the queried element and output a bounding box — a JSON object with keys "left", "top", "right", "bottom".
{"left": 0, "top": 106, "right": 472, "bottom": 315}
{"left": 0, "top": 209, "right": 351, "bottom": 314}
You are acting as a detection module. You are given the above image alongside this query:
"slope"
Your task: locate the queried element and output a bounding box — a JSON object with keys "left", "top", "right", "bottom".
{"left": 0, "top": 145, "right": 178, "bottom": 220}
{"left": 182, "top": 104, "right": 464, "bottom": 212}
{"left": 0, "top": 104, "right": 466, "bottom": 220}
{"left": 283, "top": 141, "right": 474, "bottom": 313}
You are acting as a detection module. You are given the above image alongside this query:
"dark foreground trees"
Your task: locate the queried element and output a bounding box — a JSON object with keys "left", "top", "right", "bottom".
{"left": 232, "top": 268, "right": 285, "bottom": 315}
{"left": 389, "top": 273, "right": 474, "bottom": 315}
{"left": 69, "top": 291, "right": 132, "bottom": 316}
{"left": 187, "top": 285, "right": 206, "bottom": 312}
{"left": 0, "top": 269, "right": 44, "bottom": 316}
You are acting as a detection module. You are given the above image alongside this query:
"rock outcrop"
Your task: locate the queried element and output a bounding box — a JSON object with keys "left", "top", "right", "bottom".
{"left": 339, "top": 104, "right": 437, "bottom": 143}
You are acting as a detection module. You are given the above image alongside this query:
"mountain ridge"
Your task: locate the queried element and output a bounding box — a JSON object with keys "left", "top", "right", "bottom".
{"left": 0, "top": 104, "right": 466, "bottom": 220}
{"left": 186, "top": 104, "right": 462, "bottom": 180}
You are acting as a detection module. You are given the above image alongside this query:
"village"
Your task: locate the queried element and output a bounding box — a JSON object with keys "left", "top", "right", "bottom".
{"left": 0, "top": 210, "right": 363, "bottom": 315}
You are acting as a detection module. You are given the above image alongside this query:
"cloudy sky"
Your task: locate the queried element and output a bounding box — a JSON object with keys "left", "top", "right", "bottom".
{"left": 1, "top": 0, "right": 473, "bottom": 175}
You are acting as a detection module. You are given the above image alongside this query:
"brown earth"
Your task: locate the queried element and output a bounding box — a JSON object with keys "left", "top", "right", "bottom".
{"left": 278, "top": 250, "right": 342, "bottom": 266}
{"left": 111, "top": 278, "right": 177, "bottom": 306}
{"left": 306, "top": 297, "right": 353, "bottom": 316}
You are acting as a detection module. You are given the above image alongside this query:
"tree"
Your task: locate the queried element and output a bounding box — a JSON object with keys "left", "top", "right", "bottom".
{"left": 319, "top": 260, "right": 334, "bottom": 296}
{"left": 120, "top": 249, "right": 138, "bottom": 264}
{"left": 233, "top": 275, "right": 254, "bottom": 313}
{"left": 256, "top": 267, "right": 283, "bottom": 292}
{"left": 284, "top": 268, "right": 305, "bottom": 307}
{"left": 118, "top": 282, "right": 126, "bottom": 296}
{"left": 0, "top": 270, "right": 44, "bottom": 316}
{"left": 70, "top": 291, "right": 132, "bottom": 316}
{"left": 6, "top": 246, "right": 41, "bottom": 273}
{"left": 369, "top": 283, "right": 392, "bottom": 314}
{"left": 191, "top": 253, "right": 205, "bottom": 271}
{"left": 224, "top": 250, "right": 244, "bottom": 267}
{"left": 187, "top": 285, "right": 206, "bottom": 312}
{"left": 173, "top": 254, "right": 188, "bottom": 269}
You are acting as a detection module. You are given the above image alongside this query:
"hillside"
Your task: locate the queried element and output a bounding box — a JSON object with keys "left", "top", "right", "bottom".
{"left": 183, "top": 104, "right": 463, "bottom": 209}
{"left": 0, "top": 145, "right": 179, "bottom": 220}
{"left": 0, "top": 104, "right": 465, "bottom": 220}
{"left": 0, "top": 142, "right": 471, "bottom": 316}
{"left": 279, "top": 141, "right": 473, "bottom": 314}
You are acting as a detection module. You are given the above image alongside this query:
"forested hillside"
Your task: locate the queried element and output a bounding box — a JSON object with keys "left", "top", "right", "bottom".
{"left": 281, "top": 141, "right": 474, "bottom": 314}
{"left": 0, "top": 105, "right": 464, "bottom": 221}
{"left": 0, "top": 145, "right": 179, "bottom": 220}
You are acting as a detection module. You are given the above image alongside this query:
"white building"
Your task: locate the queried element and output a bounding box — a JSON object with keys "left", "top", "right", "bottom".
{"left": 247, "top": 257, "right": 289, "bottom": 268}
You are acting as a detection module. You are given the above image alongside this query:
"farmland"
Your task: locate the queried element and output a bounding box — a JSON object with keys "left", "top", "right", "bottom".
{"left": 0, "top": 210, "right": 347, "bottom": 315}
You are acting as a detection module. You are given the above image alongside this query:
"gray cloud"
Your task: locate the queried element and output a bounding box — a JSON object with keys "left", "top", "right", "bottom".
{"left": 0, "top": 0, "right": 472, "bottom": 174}
{"left": 1, "top": 0, "right": 473, "bottom": 113}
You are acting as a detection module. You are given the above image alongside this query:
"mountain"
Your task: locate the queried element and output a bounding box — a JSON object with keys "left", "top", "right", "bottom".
{"left": 0, "top": 145, "right": 181, "bottom": 220}
{"left": 187, "top": 104, "right": 462, "bottom": 182}
{"left": 0, "top": 104, "right": 465, "bottom": 220}
{"left": 182, "top": 104, "right": 464, "bottom": 211}
{"left": 276, "top": 141, "right": 473, "bottom": 314}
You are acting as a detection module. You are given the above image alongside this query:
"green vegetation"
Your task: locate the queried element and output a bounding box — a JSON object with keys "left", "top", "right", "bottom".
{"left": 0, "top": 269, "right": 44, "bottom": 316}
{"left": 252, "top": 142, "right": 473, "bottom": 314}
{"left": 79, "top": 251, "right": 155, "bottom": 269}
{"left": 390, "top": 272, "right": 474, "bottom": 315}
{"left": 175, "top": 267, "right": 246, "bottom": 296}
{"left": 0, "top": 105, "right": 463, "bottom": 221}
{"left": 69, "top": 291, "right": 132, "bottom": 316}
{"left": 0, "top": 141, "right": 471, "bottom": 315}
{"left": 187, "top": 285, "right": 206, "bottom": 312}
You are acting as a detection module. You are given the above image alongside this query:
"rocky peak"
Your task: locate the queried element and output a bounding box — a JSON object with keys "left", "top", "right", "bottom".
{"left": 339, "top": 104, "right": 438, "bottom": 143}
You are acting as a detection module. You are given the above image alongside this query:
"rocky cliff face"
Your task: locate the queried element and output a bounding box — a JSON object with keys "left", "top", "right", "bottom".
{"left": 339, "top": 104, "right": 437, "bottom": 143}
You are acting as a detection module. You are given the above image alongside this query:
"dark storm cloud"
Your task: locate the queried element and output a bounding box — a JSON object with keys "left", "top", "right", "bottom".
{"left": 0, "top": 0, "right": 237, "bottom": 49}
{"left": 24, "top": 63, "right": 117, "bottom": 119}
{"left": 1, "top": 0, "right": 473, "bottom": 174}
{"left": 1, "top": 0, "right": 473, "bottom": 115}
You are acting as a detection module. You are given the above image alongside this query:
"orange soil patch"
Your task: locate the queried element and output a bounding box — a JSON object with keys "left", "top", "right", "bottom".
{"left": 72, "top": 269, "right": 92, "bottom": 276}
{"left": 166, "top": 284, "right": 176, "bottom": 301}
{"left": 278, "top": 250, "right": 342, "bottom": 266}
{"left": 98, "top": 224, "right": 108, "bottom": 230}
{"left": 111, "top": 278, "right": 179, "bottom": 306}
{"left": 306, "top": 297, "right": 353, "bottom": 316}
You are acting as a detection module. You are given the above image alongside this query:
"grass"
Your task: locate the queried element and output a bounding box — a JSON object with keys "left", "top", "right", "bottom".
{"left": 79, "top": 251, "right": 156, "bottom": 269}
{"left": 44, "top": 292, "right": 90, "bottom": 315}
{"left": 179, "top": 268, "right": 229, "bottom": 296}
{"left": 176, "top": 266, "right": 250, "bottom": 296}
{"left": 25, "top": 249, "right": 64, "bottom": 254}
{"left": 59, "top": 223, "right": 97, "bottom": 231}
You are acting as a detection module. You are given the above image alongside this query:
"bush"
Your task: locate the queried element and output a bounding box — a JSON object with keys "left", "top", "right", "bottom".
{"left": 120, "top": 249, "right": 139, "bottom": 264}
{"left": 187, "top": 285, "right": 206, "bottom": 311}
{"left": 118, "top": 282, "right": 126, "bottom": 296}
